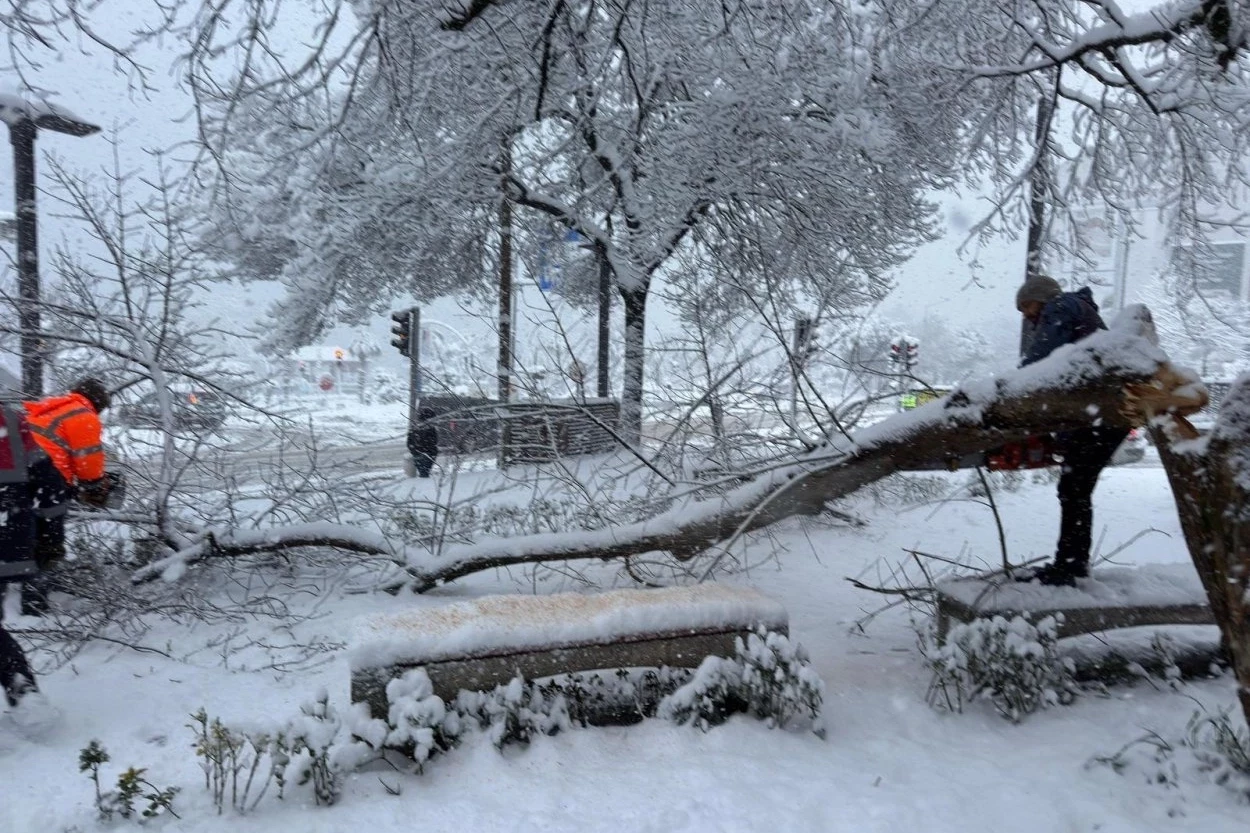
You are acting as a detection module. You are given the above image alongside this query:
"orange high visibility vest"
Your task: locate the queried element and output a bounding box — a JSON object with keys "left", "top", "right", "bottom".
{"left": 23, "top": 392, "right": 105, "bottom": 484}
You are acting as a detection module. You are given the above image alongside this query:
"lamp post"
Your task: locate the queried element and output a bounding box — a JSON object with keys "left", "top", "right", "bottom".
{"left": 0, "top": 96, "right": 100, "bottom": 397}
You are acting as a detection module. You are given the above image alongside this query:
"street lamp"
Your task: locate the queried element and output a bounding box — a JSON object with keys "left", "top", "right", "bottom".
{"left": 0, "top": 95, "right": 100, "bottom": 397}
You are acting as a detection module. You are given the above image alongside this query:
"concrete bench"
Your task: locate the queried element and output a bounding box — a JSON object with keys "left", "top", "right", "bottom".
{"left": 350, "top": 584, "right": 789, "bottom": 720}
{"left": 934, "top": 562, "right": 1215, "bottom": 642}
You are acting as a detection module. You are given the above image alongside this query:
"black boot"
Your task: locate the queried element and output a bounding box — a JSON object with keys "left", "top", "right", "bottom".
{"left": 1, "top": 626, "right": 38, "bottom": 707}
{"left": 1014, "top": 561, "right": 1088, "bottom": 587}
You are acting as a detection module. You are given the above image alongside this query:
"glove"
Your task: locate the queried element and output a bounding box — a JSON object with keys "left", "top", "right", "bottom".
{"left": 77, "top": 476, "right": 112, "bottom": 509}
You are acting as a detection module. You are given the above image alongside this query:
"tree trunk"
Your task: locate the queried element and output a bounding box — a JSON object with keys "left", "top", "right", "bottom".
{"left": 1149, "top": 379, "right": 1250, "bottom": 724}
{"left": 618, "top": 284, "right": 647, "bottom": 445}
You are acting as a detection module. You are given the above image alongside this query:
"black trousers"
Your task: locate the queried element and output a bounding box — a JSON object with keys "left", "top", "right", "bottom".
{"left": 0, "top": 625, "right": 36, "bottom": 707}
{"left": 1054, "top": 426, "right": 1130, "bottom": 568}
{"left": 21, "top": 513, "right": 66, "bottom": 616}
{"left": 413, "top": 453, "right": 435, "bottom": 477}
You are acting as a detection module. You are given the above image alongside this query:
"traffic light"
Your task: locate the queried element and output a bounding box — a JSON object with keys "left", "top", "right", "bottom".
{"left": 390, "top": 309, "right": 412, "bottom": 356}
{"left": 889, "top": 336, "right": 919, "bottom": 369}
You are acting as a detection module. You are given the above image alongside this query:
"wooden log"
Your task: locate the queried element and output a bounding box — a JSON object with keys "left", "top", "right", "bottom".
{"left": 349, "top": 585, "right": 789, "bottom": 721}
{"left": 1062, "top": 628, "right": 1226, "bottom": 684}
{"left": 934, "top": 563, "right": 1216, "bottom": 641}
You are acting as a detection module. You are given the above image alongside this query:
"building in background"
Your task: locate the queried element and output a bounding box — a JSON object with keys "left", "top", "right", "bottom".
{"left": 1055, "top": 203, "right": 1249, "bottom": 311}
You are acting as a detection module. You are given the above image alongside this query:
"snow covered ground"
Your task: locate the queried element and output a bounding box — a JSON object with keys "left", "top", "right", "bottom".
{"left": 1, "top": 451, "right": 1246, "bottom": 832}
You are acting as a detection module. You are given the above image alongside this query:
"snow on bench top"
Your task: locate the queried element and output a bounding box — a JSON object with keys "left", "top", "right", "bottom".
{"left": 350, "top": 584, "right": 788, "bottom": 671}
{"left": 936, "top": 563, "right": 1208, "bottom": 614}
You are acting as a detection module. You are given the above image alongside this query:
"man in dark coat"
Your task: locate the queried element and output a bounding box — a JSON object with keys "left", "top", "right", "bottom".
{"left": 0, "top": 402, "right": 41, "bottom": 707}
{"left": 407, "top": 407, "right": 439, "bottom": 478}
{"left": 1016, "top": 275, "right": 1130, "bottom": 586}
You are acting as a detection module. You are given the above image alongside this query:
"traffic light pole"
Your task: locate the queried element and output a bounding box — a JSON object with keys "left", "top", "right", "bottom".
{"left": 391, "top": 306, "right": 422, "bottom": 442}
{"left": 408, "top": 307, "right": 421, "bottom": 435}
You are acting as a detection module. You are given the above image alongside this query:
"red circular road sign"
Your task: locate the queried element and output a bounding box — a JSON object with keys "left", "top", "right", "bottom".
{"left": 319, "top": 375, "right": 334, "bottom": 391}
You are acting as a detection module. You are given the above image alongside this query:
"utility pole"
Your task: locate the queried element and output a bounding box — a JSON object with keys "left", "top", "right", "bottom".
{"left": 597, "top": 247, "right": 611, "bottom": 399}
{"left": 11, "top": 120, "right": 38, "bottom": 397}
{"left": 0, "top": 99, "right": 100, "bottom": 397}
{"left": 498, "top": 146, "right": 514, "bottom": 403}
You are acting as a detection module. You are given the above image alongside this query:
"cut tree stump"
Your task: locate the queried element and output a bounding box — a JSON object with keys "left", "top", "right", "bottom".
{"left": 934, "top": 563, "right": 1215, "bottom": 642}
{"left": 349, "top": 584, "right": 788, "bottom": 722}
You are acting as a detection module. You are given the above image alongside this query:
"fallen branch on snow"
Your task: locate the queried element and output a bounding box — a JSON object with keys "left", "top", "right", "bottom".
{"left": 134, "top": 306, "right": 1203, "bottom": 593}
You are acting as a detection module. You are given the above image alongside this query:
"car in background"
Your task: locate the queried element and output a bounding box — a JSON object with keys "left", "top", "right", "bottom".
{"left": 115, "top": 387, "right": 229, "bottom": 432}
{"left": 1109, "top": 428, "right": 1147, "bottom": 466}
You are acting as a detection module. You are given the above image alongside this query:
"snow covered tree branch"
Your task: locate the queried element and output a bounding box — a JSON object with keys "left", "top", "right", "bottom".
{"left": 134, "top": 307, "right": 1201, "bottom": 595}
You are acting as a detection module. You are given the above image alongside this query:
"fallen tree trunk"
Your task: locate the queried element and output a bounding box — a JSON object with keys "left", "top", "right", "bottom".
{"left": 135, "top": 306, "right": 1198, "bottom": 593}
{"left": 1148, "top": 376, "right": 1250, "bottom": 726}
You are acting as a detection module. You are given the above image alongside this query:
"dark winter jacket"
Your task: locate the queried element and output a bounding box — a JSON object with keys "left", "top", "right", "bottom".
{"left": 407, "top": 411, "right": 439, "bottom": 460}
{"left": 1020, "top": 287, "right": 1106, "bottom": 366}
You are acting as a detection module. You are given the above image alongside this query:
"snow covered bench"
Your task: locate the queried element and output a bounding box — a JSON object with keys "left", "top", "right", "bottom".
{"left": 934, "top": 563, "right": 1215, "bottom": 642}
{"left": 350, "top": 584, "right": 789, "bottom": 720}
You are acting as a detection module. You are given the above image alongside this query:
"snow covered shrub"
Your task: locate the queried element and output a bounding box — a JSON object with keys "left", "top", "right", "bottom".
{"left": 923, "top": 614, "right": 1076, "bottom": 722}
{"left": 1091, "top": 707, "right": 1250, "bottom": 802}
{"left": 280, "top": 690, "right": 358, "bottom": 806}
{"left": 78, "top": 740, "right": 180, "bottom": 822}
{"left": 188, "top": 691, "right": 377, "bottom": 812}
{"left": 383, "top": 668, "right": 460, "bottom": 770}
{"left": 658, "top": 628, "right": 826, "bottom": 737}
{"left": 455, "top": 675, "right": 571, "bottom": 750}
{"left": 178, "top": 642, "right": 822, "bottom": 811}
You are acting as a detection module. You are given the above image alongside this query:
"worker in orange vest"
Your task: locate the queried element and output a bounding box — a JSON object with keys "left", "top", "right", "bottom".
{"left": 20, "top": 378, "right": 114, "bottom": 616}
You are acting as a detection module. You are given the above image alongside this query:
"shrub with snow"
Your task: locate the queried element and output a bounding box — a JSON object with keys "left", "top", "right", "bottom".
{"left": 178, "top": 631, "right": 824, "bottom": 813}
{"left": 381, "top": 668, "right": 460, "bottom": 769}
{"left": 1091, "top": 707, "right": 1250, "bottom": 803}
{"left": 923, "top": 614, "right": 1077, "bottom": 722}
{"left": 658, "top": 628, "right": 826, "bottom": 738}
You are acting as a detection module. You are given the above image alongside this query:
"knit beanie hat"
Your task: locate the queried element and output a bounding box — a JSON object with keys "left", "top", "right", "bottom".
{"left": 1016, "top": 275, "right": 1063, "bottom": 310}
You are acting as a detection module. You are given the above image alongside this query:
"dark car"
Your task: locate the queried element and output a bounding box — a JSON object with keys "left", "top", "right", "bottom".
{"left": 116, "top": 388, "right": 229, "bottom": 431}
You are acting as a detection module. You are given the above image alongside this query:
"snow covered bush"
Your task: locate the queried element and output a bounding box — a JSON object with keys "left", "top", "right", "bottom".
{"left": 1091, "top": 707, "right": 1250, "bottom": 803}
{"left": 383, "top": 669, "right": 460, "bottom": 769}
{"left": 177, "top": 633, "right": 823, "bottom": 813}
{"left": 658, "top": 628, "right": 826, "bottom": 738}
{"left": 923, "top": 614, "right": 1077, "bottom": 722}
{"left": 189, "top": 690, "right": 377, "bottom": 812}
{"left": 455, "top": 676, "right": 573, "bottom": 750}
